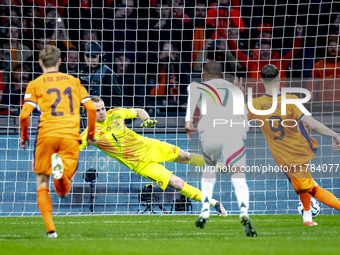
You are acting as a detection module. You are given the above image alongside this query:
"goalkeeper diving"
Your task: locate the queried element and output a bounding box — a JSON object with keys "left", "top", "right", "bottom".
{"left": 79, "top": 96, "right": 227, "bottom": 215}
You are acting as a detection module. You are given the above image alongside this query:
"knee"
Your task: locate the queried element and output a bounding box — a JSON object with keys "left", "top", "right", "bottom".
{"left": 169, "top": 176, "right": 185, "bottom": 190}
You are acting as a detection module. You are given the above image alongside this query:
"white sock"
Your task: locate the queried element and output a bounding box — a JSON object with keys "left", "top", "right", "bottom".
{"left": 303, "top": 209, "right": 312, "bottom": 223}
{"left": 201, "top": 167, "right": 216, "bottom": 212}
{"left": 231, "top": 173, "right": 249, "bottom": 215}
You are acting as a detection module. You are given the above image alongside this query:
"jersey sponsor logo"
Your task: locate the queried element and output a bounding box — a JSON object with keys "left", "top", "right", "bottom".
{"left": 158, "top": 181, "right": 163, "bottom": 186}
{"left": 24, "top": 93, "right": 31, "bottom": 99}
{"left": 194, "top": 194, "right": 198, "bottom": 199}
{"left": 172, "top": 147, "right": 177, "bottom": 154}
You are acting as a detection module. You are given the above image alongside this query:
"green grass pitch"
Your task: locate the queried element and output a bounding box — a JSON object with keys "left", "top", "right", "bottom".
{"left": 0, "top": 215, "right": 339, "bottom": 255}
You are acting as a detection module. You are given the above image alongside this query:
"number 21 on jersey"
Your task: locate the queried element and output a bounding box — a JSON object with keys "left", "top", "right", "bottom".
{"left": 47, "top": 87, "right": 74, "bottom": 116}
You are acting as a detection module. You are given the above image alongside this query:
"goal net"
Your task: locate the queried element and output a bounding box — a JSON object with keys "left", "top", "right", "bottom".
{"left": 0, "top": 0, "right": 339, "bottom": 216}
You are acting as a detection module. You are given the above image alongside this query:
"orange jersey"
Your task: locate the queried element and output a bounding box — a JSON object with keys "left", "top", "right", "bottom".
{"left": 247, "top": 94, "right": 318, "bottom": 166}
{"left": 306, "top": 59, "right": 340, "bottom": 104}
{"left": 22, "top": 72, "right": 92, "bottom": 140}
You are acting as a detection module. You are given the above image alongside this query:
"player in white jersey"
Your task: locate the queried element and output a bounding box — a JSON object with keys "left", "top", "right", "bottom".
{"left": 185, "top": 61, "right": 256, "bottom": 236}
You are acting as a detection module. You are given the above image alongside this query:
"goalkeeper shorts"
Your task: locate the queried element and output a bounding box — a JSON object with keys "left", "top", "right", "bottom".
{"left": 134, "top": 139, "right": 180, "bottom": 190}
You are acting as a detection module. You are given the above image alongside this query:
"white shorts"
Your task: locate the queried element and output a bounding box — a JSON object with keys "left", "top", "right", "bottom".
{"left": 199, "top": 130, "right": 246, "bottom": 168}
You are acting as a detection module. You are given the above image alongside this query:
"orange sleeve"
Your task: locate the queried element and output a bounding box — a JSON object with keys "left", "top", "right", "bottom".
{"left": 230, "top": 9, "right": 245, "bottom": 33}
{"left": 19, "top": 103, "right": 35, "bottom": 140}
{"left": 78, "top": 82, "right": 96, "bottom": 139}
{"left": 20, "top": 81, "right": 38, "bottom": 139}
{"left": 83, "top": 100, "right": 96, "bottom": 139}
{"left": 206, "top": 7, "right": 217, "bottom": 27}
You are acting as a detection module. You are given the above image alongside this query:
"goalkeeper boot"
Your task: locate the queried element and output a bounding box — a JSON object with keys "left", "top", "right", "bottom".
{"left": 45, "top": 231, "right": 58, "bottom": 238}
{"left": 240, "top": 213, "right": 257, "bottom": 237}
{"left": 214, "top": 201, "right": 228, "bottom": 216}
{"left": 195, "top": 209, "right": 209, "bottom": 229}
{"left": 51, "top": 153, "right": 64, "bottom": 180}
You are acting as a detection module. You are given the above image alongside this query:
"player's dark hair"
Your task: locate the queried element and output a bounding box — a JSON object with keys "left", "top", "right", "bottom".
{"left": 261, "top": 64, "right": 279, "bottom": 84}
{"left": 203, "top": 61, "right": 223, "bottom": 76}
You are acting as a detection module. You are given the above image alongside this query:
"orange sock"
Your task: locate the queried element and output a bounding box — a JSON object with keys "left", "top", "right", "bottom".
{"left": 299, "top": 192, "right": 312, "bottom": 211}
{"left": 37, "top": 187, "right": 55, "bottom": 233}
{"left": 54, "top": 174, "right": 71, "bottom": 196}
{"left": 311, "top": 186, "right": 340, "bottom": 210}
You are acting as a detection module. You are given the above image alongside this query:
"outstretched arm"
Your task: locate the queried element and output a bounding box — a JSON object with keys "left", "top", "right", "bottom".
{"left": 227, "top": 36, "right": 249, "bottom": 66}
{"left": 281, "top": 24, "right": 303, "bottom": 69}
{"left": 136, "top": 109, "right": 157, "bottom": 128}
{"left": 302, "top": 115, "right": 340, "bottom": 150}
{"left": 19, "top": 104, "right": 35, "bottom": 150}
{"left": 83, "top": 100, "right": 97, "bottom": 142}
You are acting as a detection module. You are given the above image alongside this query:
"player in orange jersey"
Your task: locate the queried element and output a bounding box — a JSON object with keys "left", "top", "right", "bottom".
{"left": 19, "top": 45, "right": 97, "bottom": 237}
{"left": 238, "top": 64, "right": 340, "bottom": 226}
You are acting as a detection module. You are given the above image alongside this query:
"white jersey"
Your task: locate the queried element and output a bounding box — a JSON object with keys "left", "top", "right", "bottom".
{"left": 186, "top": 78, "right": 248, "bottom": 136}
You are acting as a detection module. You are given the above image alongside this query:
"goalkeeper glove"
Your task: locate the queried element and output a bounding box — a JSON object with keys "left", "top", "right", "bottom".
{"left": 140, "top": 118, "right": 157, "bottom": 128}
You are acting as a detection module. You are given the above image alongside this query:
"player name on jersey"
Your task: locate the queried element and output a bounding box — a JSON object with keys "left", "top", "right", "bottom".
{"left": 43, "top": 75, "right": 70, "bottom": 83}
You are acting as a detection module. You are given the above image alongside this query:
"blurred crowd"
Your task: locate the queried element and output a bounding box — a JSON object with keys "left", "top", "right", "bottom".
{"left": 0, "top": 0, "right": 340, "bottom": 116}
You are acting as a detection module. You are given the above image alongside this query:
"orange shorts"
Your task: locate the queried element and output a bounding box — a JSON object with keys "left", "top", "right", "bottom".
{"left": 33, "top": 137, "right": 80, "bottom": 179}
{"left": 284, "top": 163, "right": 315, "bottom": 194}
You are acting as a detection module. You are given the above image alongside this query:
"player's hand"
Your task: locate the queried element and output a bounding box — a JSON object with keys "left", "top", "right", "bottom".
{"left": 140, "top": 118, "right": 157, "bottom": 128}
{"left": 20, "top": 138, "right": 30, "bottom": 150}
{"left": 296, "top": 24, "right": 303, "bottom": 37}
{"left": 332, "top": 135, "right": 340, "bottom": 150}
{"left": 185, "top": 121, "right": 197, "bottom": 142}
{"left": 87, "top": 136, "right": 97, "bottom": 146}
{"left": 204, "top": 39, "right": 213, "bottom": 50}
{"left": 233, "top": 76, "right": 244, "bottom": 94}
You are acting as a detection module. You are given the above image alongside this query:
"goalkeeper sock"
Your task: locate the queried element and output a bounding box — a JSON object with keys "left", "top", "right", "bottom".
{"left": 299, "top": 192, "right": 312, "bottom": 211}
{"left": 37, "top": 187, "right": 55, "bottom": 233}
{"left": 53, "top": 174, "right": 71, "bottom": 196}
{"left": 179, "top": 182, "right": 217, "bottom": 207}
{"left": 311, "top": 186, "right": 340, "bottom": 210}
{"left": 231, "top": 173, "right": 249, "bottom": 215}
{"left": 201, "top": 170, "right": 216, "bottom": 211}
{"left": 188, "top": 153, "right": 205, "bottom": 167}
{"left": 179, "top": 182, "right": 201, "bottom": 202}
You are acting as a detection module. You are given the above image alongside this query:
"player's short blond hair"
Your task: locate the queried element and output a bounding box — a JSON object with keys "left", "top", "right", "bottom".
{"left": 39, "top": 45, "right": 60, "bottom": 68}
{"left": 91, "top": 96, "right": 105, "bottom": 105}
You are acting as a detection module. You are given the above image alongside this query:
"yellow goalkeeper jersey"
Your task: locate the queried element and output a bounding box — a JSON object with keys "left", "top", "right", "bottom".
{"left": 79, "top": 108, "right": 153, "bottom": 170}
